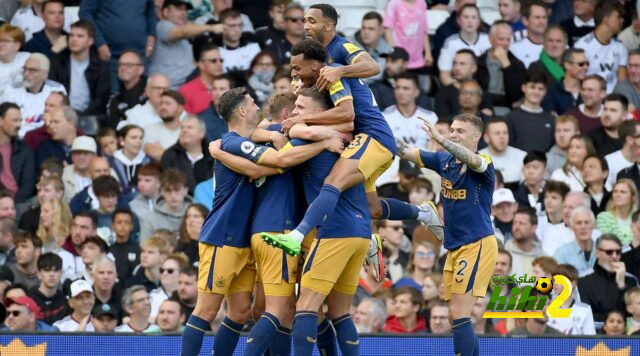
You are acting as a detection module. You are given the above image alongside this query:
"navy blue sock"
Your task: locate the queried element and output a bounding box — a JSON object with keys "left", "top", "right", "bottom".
{"left": 473, "top": 334, "right": 480, "bottom": 356}
{"left": 243, "top": 312, "right": 280, "bottom": 356}
{"left": 452, "top": 318, "right": 476, "bottom": 356}
{"left": 332, "top": 314, "right": 360, "bottom": 356}
{"left": 292, "top": 311, "right": 318, "bottom": 356}
{"left": 316, "top": 317, "right": 338, "bottom": 356}
{"left": 181, "top": 314, "right": 211, "bottom": 356}
{"left": 380, "top": 198, "right": 419, "bottom": 220}
{"left": 213, "top": 316, "right": 244, "bottom": 355}
{"left": 296, "top": 184, "right": 341, "bottom": 236}
{"left": 269, "top": 326, "right": 292, "bottom": 356}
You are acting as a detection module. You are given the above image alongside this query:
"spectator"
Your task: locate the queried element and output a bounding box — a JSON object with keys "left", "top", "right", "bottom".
{"left": 193, "top": 0, "right": 253, "bottom": 32}
{"left": 383, "top": 286, "right": 427, "bottom": 334}
{"left": 105, "top": 50, "right": 147, "bottom": 130}
{"left": 28, "top": 252, "right": 68, "bottom": 325}
{"left": 554, "top": 207, "right": 598, "bottom": 276}
{"left": 161, "top": 116, "right": 212, "bottom": 193}
{"left": 111, "top": 125, "right": 151, "bottom": 197}
{"left": 625, "top": 287, "right": 640, "bottom": 334}
{"left": 10, "top": 0, "right": 71, "bottom": 42}
{"left": 0, "top": 53, "right": 66, "bottom": 137}
{"left": 508, "top": 291, "right": 561, "bottom": 335}
{"left": 529, "top": 26, "right": 569, "bottom": 88}
{"left": 129, "top": 163, "right": 162, "bottom": 223}
{"left": 596, "top": 178, "right": 638, "bottom": 245}
{"left": 96, "top": 128, "right": 118, "bottom": 158}
{"left": 8, "top": 231, "right": 42, "bottom": 289}
{"left": 197, "top": 74, "right": 231, "bottom": 142}
{"left": 22, "top": 91, "right": 69, "bottom": 151}
{"left": 506, "top": 69, "right": 555, "bottom": 153}
{"left": 560, "top": 0, "right": 596, "bottom": 46}
{"left": 394, "top": 241, "right": 437, "bottom": 292}
{"left": 513, "top": 151, "right": 547, "bottom": 212}
{"left": 126, "top": 236, "right": 170, "bottom": 292}
{"left": 91, "top": 175, "right": 123, "bottom": 231}
{"left": 36, "top": 105, "right": 77, "bottom": 168}
{"left": 581, "top": 155, "right": 611, "bottom": 216}
{"left": 109, "top": 208, "right": 139, "bottom": 282}
{"left": 614, "top": 50, "right": 640, "bottom": 109}
{"left": 384, "top": 0, "right": 431, "bottom": 72}
{"left": 510, "top": 0, "right": 548, "bottom": 68}
{"left": 547, "top": 263, "right": 596, "bottom": 335}
{"left": 537, "top": 180, "right": 571, "bottom": 255}
{"left": 432, "top": 0, "right": 482, "bottom": 63}
{"left": 623, "top": 210, "right": 640, "bottom": 280}
{"left": 91, "top": 302, "right": 119, "bottom": 332}
{"left": 438, "top": 4, "right": 490, "bottom": 86}
{"left": 354, "top": 297, "right": 387, "bottom": 334}
{"left": 78, "top": 236, "right": 109, "bottom": 283}
{"left": 383, "top": 72, "right": 435, "bottom": 149}
{"left": 36, "top": 198, "right": 72, "bottom": 253}
{"left": 428, "top": 301, "right": 451, "bottom": 334}
{"left": 247, "top": 51, "right": 277, "bottom": 106}
{"left": 61, "top": 135, "right": 97, "bottom": 202}
{"left": 601, "top": 309, "right": 626, "bottom": 335}
{"left": 550, "top": 134, "right": 596, "bottom": 192}
{"left": 0, "top": 265, "right": 14, "bottom": 297}
{"left": 471, "top": 297, "right": 495, "bottom": 334}
{"left": 115, "top": 285, "right": 156, "bottom": 332}
{"left": 1, "top": 295, "right": 58, "bottom": 331}
{"left": 0, "top": 217, "right": 16, "bottom": 265}
{"left": 178, "top": 44, "right": 223, "bottom": 115}
{"left": 547, "top": 115, "right": 581, "bottom": 175}
{"left": 434, "top": 50, "right": 479, "bottom": 120}
{"left": 150, "top": 252, "right": 188, "bottom": 322}
{"left": 121, "top": 74, "right": 173, "bottom": 129}
{"left": 351, "top": 11, "right": 389, "bottom": 84}
{"left": 253, "top": 0, "right": 286, "bottom": 60}
{"left": 499, "top": 0, "right": 524, "bottom": 41}
{"left": 92, "top": 256, "right": 122, "bottom": 320}
{"left": 479, "top": 117, "right": 526, "bottom": 185}
{"left": 217, "top": 9, "right": 260, "bottom": 73}
{"left": 369, "top": 47, "right": 423, "bottom": 111}
{"left": 618, "top": 10, "right": 640, "bottom": 52}
{"left": 59, "top": 212, "right": 97, "bottom": 274}
{"left": 575, "top": 1, "right": 627, "bottom": 93}
{"left": 18, "top": 175, "right": 64, "bottom": 234}
{"left": 379, "top": 219, "right": 410, "bottom": 283}
{"left": 0, "top": 24, "right": 29, "bottom": 88}
{"left": 543, "top": 49, "right": 588, "bottom": 116}
{"left": 505, "top": 207, "right": 543, "bottom": 276}
{"left": 566, "top": 75, "right": 607, "bottom": 134}
{"left": 4, "top": 283, "right": 28, "bottom": 300}
{"left": 22, "top": 0, "right": 66, "bottom": 59}
{"left": 0, "top": 102, "right": 35, "bottom": 203}
{"left": 140, "top": 169, "right": 191, "bottom": 241}
{"left": 69, "top": 156, "right": 127, "bottom": 215}
{"left": 492, "top": 188, "right": 517, "bottom": 243}
{"left": 455, "top": 80, "right": 488, "bottom": 129}
{"left": 0, "top": 191, "right": 15, "bottom": 219}
{"left": 580, "top": 234, "right": 639, "bottom": 322}
{"left": 531, "top": 256, "right": 558, "bottom": 281}
{"left": 143, "top": 90, "right": 186, "bottom": 162}
{"left": 176, "top": 203, "right": 207, "bottom": 265}
{"left": 475, "top": 20, "right": 526, "bottom": 109}
{"left": 174, "top": 265, "right": 197, "bottom": 319}
{"left": 421, "top": 272, "right": 443, "bottom": 310}
{"left": 146, "top": 298, "right": 185, "bottom": 333}
{"left": 54, "top": 279, "right": 95, "bottom": 331}
{"left": 587, "top": 93, "right": 626, "bottom": 156}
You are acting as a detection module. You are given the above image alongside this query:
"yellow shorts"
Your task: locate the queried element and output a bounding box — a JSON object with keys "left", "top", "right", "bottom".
{"left": 300, "top": 237, "right": 370, "bottom": 296}
{"left": 341, "top": 133, "right": 393, "bottom": 193}
{"left": 443, "top": 235, "right": 498, "bottom": 301}
{"left": 197, "top": 242, "right": 256, "bottom": 295}
{"left": 251, "top": 233, "right": 299, "bottom": 297}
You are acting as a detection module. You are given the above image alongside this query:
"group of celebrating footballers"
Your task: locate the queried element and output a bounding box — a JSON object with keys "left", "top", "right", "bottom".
{"left": 179, "top": 3, "right": 498, "bottom": 356}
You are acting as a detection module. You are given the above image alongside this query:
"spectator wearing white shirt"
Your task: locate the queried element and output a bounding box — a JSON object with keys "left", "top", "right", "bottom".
{"left": 547, "top": 264, "right": 596, "bottom": 335}
{"left": 547, "top": 115, "right": 580, "bottom": 175}
{"left": 613, "top": 50, "right": 640, "bottom": 110}
{"left": 115, "top": 285, "right": 156, "bottom": 332}
{"left": 121, "top": 74, "right": 173, "bottom": 129}
{"left": 438, "top": 4, "right": 490, "bottom": 86}
{"left": 605, "top": 120, "right": 640, "bottom": 189}
{"left": 0, "top": 24, "right": 29, "bottom": 89}
{"left": 61, "top": 136, "right": 97, "bottom": 203}
{"left": 510, "top": 0, "right": 548, "bottom": 68}
{"left": 10, "top": 0, "right": 72, "bottom": 42}
{"left": 618, "top": 11, "right": 640, "bottom": 52}
{"left": 149, "top": 253, "right": 187, "bottom": 322}
{"left": 1, "top": 53, "right": 66, "bottom": 138}
{"left": 479, "top": 117, "right": 526, "bottom": 185}
{"left": 550, "top": 135, "right": 596, "bottom": 192}
{"left": 54, "top": 279, "right": 96, "bottom": 332}
{"left": 143, "top": 90, "right": 185, "bottom": 162}
{"left": 218, "top": 9, "right": 260, "bottom": 73}
{"left": 574, "top": 1, "right": 627, "bottom": 93}
{"left": 536, "top": 180, "right": 571, "bottom": 255}
{"left": 193, "top": 0, "right": 253, "bottom": 32}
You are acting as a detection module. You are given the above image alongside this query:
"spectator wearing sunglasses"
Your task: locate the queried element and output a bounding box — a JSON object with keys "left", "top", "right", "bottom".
{"left": 579, "top": 234, "right": 639, "bottom": 322}
{"left": 256, "top": 1, "right": 304, "bottom": 66}
{"left": 1, "top": 295, "right": 58, "bottom": 331}
{"left": 542, "top": 48, "right": 588, "bottom": 115}
{"left": 179, "top": 44, "right": 224, "bottom": 115}
{"left": 377, "top": 219, "right": 411, "bottom": 283}
{"left": 393, "top": 241, "right": 438, "bottom": 293}
{"left": 149, "top": 253, "right": 188, "bottom": 323}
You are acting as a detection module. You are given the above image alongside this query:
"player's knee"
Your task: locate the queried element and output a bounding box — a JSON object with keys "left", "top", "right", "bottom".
{"left": 192, "top": 303, "right": 219, "bottom": 322}
{"left": 227, "top": 302, "right": 252, "bottom": 324}
{"left": 251, "top": 303, "right": 265, "bottom": 321}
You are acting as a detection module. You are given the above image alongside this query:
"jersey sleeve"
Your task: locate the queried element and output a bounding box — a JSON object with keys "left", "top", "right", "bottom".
{"left": 335, "top": 40, "right": 366, "bottom": 64}
{"left": 417, "top": 150, "right": 445, "bottom": 173}
{"left": 472, "top": 153, "right": 495, "bottom": 181}
{"left": 328, "top": 78, "right": 354, "bottom": 106}
{"left": 223, "top": 136, "right": 274, "bottom": 164}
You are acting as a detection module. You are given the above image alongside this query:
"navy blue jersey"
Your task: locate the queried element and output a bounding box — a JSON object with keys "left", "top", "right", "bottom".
{"left": 200, "top": 132, "right": 270, "bottom": 247}
{"left": 288, "top": 138, "right": 371, "bottom": 239}
{"left": 326, "top": 35, "right": 365, "bottom": 66}
{"left": 418, "top": 151, "right": 495, "bottom": 250}
{"left": 251, "top": 124, "right": 304, "bottom": 234}
{"left": 327, "top": 64, "right": 396, "bottom": 154}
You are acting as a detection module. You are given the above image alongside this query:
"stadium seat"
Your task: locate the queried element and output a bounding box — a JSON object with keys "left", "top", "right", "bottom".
{"left": 299, "top": 0, "right": 377, "bottom": 7}
{"left": 477, "top": 0, "right": 499, "bottom": 11}
{"left": 480, "top": 7, "right": 501, "bottom": 25}
{"left": 77, "top": 115, "right": 99, "bottom": 136}
{"left": 427, "top": 9, "right": 451, "bottom": 35}
{"left": 335, "top": 6, "right": 377, "bottom": 38}
{"left": 65, "top": 6, "right": 80, "bottom": 23}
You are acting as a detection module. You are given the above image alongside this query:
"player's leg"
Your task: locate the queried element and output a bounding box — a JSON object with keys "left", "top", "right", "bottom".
{"left": 292, "top": 287, "right": 328, "bottom": 356}
{"left": 251, "top": 282, "right": 265, "bottom": 322}
{"left": 244, "top": 295, "right": 294, "bottom": 356}
{"left": 181, "top": 291, "right": 224, "bottom": 356}
{"left": 316, "top": 307, "right": 338, "bottom": 356}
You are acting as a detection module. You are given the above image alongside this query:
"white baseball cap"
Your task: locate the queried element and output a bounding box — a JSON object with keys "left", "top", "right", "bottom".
{"left": 71, "top": 136, "right": 97, "bottom": 154}
{"left": 70, "top": 279, "right": 94, "bottom": 298}
{"left": 492, "top": 188, "right": 516, "bottom": 206}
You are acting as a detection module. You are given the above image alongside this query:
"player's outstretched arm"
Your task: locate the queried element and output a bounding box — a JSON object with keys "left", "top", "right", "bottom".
{"left": 395, "top": 138, "right": 422, "bottom": 166}
{"left": 250, "top": 128, "right": 288, "bottom": 150}
{"left": 259, "top": 137, "right": 344, "bottom": 169}
{"left": 316, "top": 53, "right": 381, "bottom": 90}
{"left": 289, "top": 122, "right": 353, "bottom": 141}
{"left": 419, "top": 117, "right": 487, "bottom": 172}
{"left": 209, "top": 141, "right": 280, "bottom": 180}
{"left": 282, "top": 99, "right": 355, "bottom": 132}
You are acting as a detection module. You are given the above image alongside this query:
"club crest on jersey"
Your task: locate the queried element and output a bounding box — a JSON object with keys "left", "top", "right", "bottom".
{"left": 215, "top": 276, "right": 225, "bottom": 288}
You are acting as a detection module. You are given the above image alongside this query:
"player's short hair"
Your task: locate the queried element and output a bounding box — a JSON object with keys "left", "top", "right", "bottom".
{"left": 0, "top": 102, "right": 19, "bottom": 118}
{"left": 74, "top": 211, "right": 98, "bottom": 229}
{"left": 393, "top": 286, "right": 423, "bottom": 308}
{"left": 624, "top": 287, "right": 640, "bottom": 305}
{"left": 161, "top": 168, "right": 187, "bottom": 191}
{"left": 310, "top": 3, "right": 338, "bottom": 25}
{"left": 70, "top": 20, "right": 95, "bottom": 38}
{"left": 515, "top": 206, "right": 537, "bottom": 225}
{"left": 37, "top": 252, "right": 62, "bottom": 271}
{"left": 554, "top": 264, "right": 579, "bottom": 283}
{"left": 362, "top": 11, "right": 383, "bottom": 24}
{"left": 454, "top": 48, "right": 477, "bottom": 65}
{"left": 138, "top": 162, "right": 162, "bottom": 179}
{"left": 543, "top": 25, "right": 567, "bottom": 44}
{"left": 594, "top": 0, "right": 625, "bottom": 26}
{"left": 604, "top": 93, "right": 629, "bottom": 111}
{"left": 219, "top": 8, "right": 242, "bottom": 23}
{"left": 141, "top": 236, "right": 172, "bottom": 255}
{"left": 524, "top": 68, "right": 548, "bottom": 88}
{"left": 531, "top": 256, "right": 557, "bottom": 274}
{"left": 521, "top": 0, "right": 546, "bottom": 19}
{"left": 92, "top": 175, "right": 121, "bottom": 197}
{"left": 484, "top": 117, "right": 508, "bottom": 133}
{"left": 298, "top": 87, "right": 332, "bottom": 110}
{"left": 560, "top": 48, "right": 585, "bottom": 68}
{"left": 451, "top": 113, "right": 483, "bottom": 134}
{"left": 523, "top": 150, "right": 546, "bottom": 165}
{"left": 291, "top": 38, "right": 327, "bottom": 63}
{"left": 0, "top": 23, "right": 25, "bottom": 46}
{"left": 583, "top": 74, "right": 606, "bottom": 91}
{"left": 394, "top": 72, "right": 420, "bottom": 89}
{"left": 267, "top": 92, "right": 297, "bottom": 119}
{"left": 544, "top": 180, "right": 570, "bottom": 199}
{"left": 217, "top": 87, "right": 250, "bottom": 123}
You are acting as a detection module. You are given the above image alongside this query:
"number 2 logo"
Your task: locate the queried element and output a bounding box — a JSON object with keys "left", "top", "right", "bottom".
{"left": 457, "top": 260, "right": 468, "bottom": 276}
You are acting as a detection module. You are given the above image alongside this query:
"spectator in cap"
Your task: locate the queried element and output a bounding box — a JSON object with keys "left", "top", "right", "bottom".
{"left": 0, "top": 265, "right": 14, "bottom": 298}
{"left": 35, "top": 106, "right": 78, "bottom": 168}
{"left": 91, "top": 302, "right": 119, "bottom": 332}
{"left": 1, "top": 295, "right": 58, "bottom": 331}
{"left": 370, "top": 47, "right": 432, "bottom": 111}
{"left": 143, "top": 90, "right": 186, "bottom": 162}
{"left": 8, "top": 231, "right": 42, "bottom": 290}
{"left": 492, "top": 188, "right": 518, "bottom": 243}
{"left": 53, "top": 279, "right": 96, "bottom": 331}
{"left": 513, "top": 151, "right": 548, "bottom": 213}
{"left": 28, "top": 252, "right": 69, "bottom": 325}
{"left": 145, "top": 298, "right": 185, "bottom": 333}
{"left": 115, "top": 285, "right": 156, "bottom": 332}
{"left": 0, "top": 102, "right": 36, "bottom": 203}
{"left": 61, "top": 136, "right": 98, "bottom": 202}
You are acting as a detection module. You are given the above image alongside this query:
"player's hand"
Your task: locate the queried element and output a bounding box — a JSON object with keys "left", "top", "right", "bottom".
{"left": 281, "top": 114, "right": 305, "bottom": 133}
{"left": 270, "top": 131, "right": 288, "bottom": 150}
{"left": 98, "top": 44, "right": 111, "bottom": 61}
{"left": 419, "top": 116, "right": 443, "bottom": 142}
{"left": 395, "top": 137, "right": 410, "bottom": 157}
{"left": 145, "top": 36, "right": 156, "bottom": 57}
{"left": 316, "top": 66, "right": 343, "bottom": 91}
{"left": 208, "top": 139, "right": 222, "bottom": 158}
{"left": 325, "top": 136, "right": 345, "bottom": 154}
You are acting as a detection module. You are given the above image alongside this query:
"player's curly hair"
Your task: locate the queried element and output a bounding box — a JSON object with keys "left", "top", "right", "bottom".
{"left": 291, "top": 39, "right": 327, "bottom": 63}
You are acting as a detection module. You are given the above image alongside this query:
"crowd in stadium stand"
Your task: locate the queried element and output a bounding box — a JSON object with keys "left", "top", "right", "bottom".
{"left": 1, "top": 0, "right": 640, "bottom": 338}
